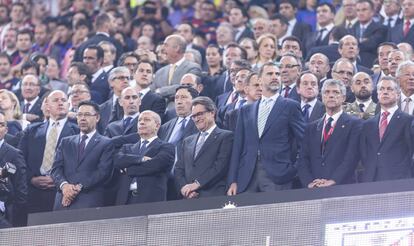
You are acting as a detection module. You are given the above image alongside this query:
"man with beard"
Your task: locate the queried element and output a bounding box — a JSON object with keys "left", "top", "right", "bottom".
{"left": 227, "top": 62, "right": 304, "bottom": 195}
{"left": 344, "top": 72, "right": 377, "bottom": 120}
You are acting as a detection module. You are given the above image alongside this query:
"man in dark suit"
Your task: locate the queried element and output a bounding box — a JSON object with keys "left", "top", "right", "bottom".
{"left": 229, "top": 6, "right": 254, "bottom": 43}
{"left": 82, "top": 45, "right": 110, "bottom": 104}
{"left": 98, "top": 66, "right": 131, "bottom": 132}
{"left": 105, "top": 87, "right": 140, "bottom": 138}
{"left": 19, "top": 91, "right": 79, "bottom": 214}
{"left": 351, "top": 0, "right": 388, "bottom": 68}
{"left": 382, "top": 0, "right": 403, "bottom": 29}
{"left": 298, "top": 79, "right": 362, "bottom": 188}
{"left": 332, "top": 58, "right": 357, "bottom": 103}
{"left": 338, "top": 35, "right": 372, "bottom": 75}
{"left": 344, "top": 72, "right": 377, "bottom": 120}
{"left": 114, "top": 111, "right": 174, "bottom": 204}
{"left": 73, "top": 13, "right": 123, "bottom": 63}
{"left": 278, "top": 0, "right": 311, "bottom": 44}
{"left": 20, "top": 75, "right": 44, "bottom": 123}
{"left": 305, "top": 3, "right": 336, "bottom": 57}
{"left": 176, "top": 23, "right": 207, "bottom": 69}
{"left": 280, "top": 36, "right": 304, "bottom": 60}
{"left": 305, "top": 26, "right": 348, "bottom": 62}
{"left": 51, "top": 101, "right": 114, "bottom": 210}
{"left": 280, "top": 54, "right": 301, "bottom": 102}
{"left": 175, "top": 97, "right": 233, "bottom": 198}
{"left": 372, "top": 42, "right": 398, "bottom": 86}
{"left": 227, "top": 62, "right": 305, "bottom": 195}
{"left": 297, "top": 72, "right": 325, "bottom": 123}
{"left": 0, "top": 112, "right": 27, "bottom": 227}
{"left": 308, "top": 53, "right": 331, "bottom": 86}
{"left": 360, "top": 76, "right": 414, "bottom": 182}
{"left": 388, "top": 0, "right": 414, "bottom": 49}
{"left": 397, "top": 61, "right": 414, "bottom": 115}
{"left": 133, "top": 60, "right": 166, "bottom": 118}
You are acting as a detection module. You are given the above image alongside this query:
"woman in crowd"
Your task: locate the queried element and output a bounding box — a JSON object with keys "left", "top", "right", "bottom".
{"left": 0, "top": 89, "right": 29, "bottom": 135}
{"left": 253, "top": 34, "right": 278, "bottom": 70}
{"left": 205, "top": 44, "right": 224, "bottom": 76}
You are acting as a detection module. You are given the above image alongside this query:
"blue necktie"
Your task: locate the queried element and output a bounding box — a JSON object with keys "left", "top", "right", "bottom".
{"left": 123, "top": 117, "right": 132, "bottom": 129}
{"left": 302, "top": 104, "right": 311, "bottom": 122}
{"left": 169, "top": 118, "right": 186, "bottom": 144}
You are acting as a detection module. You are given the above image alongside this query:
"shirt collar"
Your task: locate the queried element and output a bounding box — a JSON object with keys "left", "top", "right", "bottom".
{"left": 380, "top": 104, "right": 398, "bottom": 116}
{"left": 141, "top": 135, "right": 157, "bottom": 145}
{"left": 325, "top": 110, "right": 343, "bottom": 123}
{"left": 318, "top": 22, "right": 334, "bottom": 31}
{"left": 0, "top": 139, "right": 4, "bottom": 149}
{"left": 24, "top": 96, "right": 39, "bottom": 105}
{"left": 261, "top": 93, "right": 280, "bottom": 103}
{"left": 360, "top": 20, "right": 372, "bottom": 29}
{"left": 124, "top": 112, "right": 139, "bottom": 120}
{"left": 96, "top": 32, "right": 110, "bottom": 37}
{"left": 172, "top": 57, "right": 186, "bottom": 67}
{"left": 201, "top": 124, "right": 216, "bottom": 136}
{"left": 355, "top": 98, "right": 373, "bottom": 109}
{"left": 401, "top": 92, "right": 414, "bottom": 101}
{"left": 81, "top": 129, "right": 96, "bottom": 140}
{"left": 139, "top": 87, "right": 151, "bottom": 98}
{"left": 301, "top": 98, "right": 317, "bottom": 108}
{"left": 49, "top": 117, "right": 67, "bottom": 127}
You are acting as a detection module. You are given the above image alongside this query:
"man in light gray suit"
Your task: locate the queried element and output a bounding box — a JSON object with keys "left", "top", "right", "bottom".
{"left": 152, "top": 34, "right": 201, "bottom": 101}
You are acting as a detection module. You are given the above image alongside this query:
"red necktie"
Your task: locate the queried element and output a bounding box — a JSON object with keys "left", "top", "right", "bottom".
{"left": 379, "top": 111, "right": 390, "bottom": 141}
{"left": 284, "top": 86, "right": 290, "bottom": 98}
{"left": 404, "top": 20, "right": 411, "bottom": 37}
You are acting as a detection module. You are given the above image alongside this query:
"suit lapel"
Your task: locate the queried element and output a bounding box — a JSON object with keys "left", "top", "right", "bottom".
{"left": 0, "top": 144, "right": 8, "bottom": 163}
{"left": 261, "top": 97, "right": 283, "bottom": 137}
{"left": 380, "top": 110, "right": 401, "bottom": 144}
{"left": 124, "top": 117, "right": 138, "bottom": 134}
{"left": 317, "top": 116, "right": 325, "bottom": 144}
{"left": 326, "top": 113, "right": 347, "bottom": 149}
{"left": 79, "top": 133, "right": 101, "bottom": 164}
{"left": 194, "top": 127, "right": 219, "bottom": 162}
{"left": 166, "top": 118, "right": 179, "bottom": 141}
{"left": 252, "top": 100, "right": 260, "bottom": 138}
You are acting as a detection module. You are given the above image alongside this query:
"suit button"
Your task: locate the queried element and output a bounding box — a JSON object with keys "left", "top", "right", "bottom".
{"left": 321, "top": 162, "right": 325, "bottom": 166}
{"left": 377, "top": 152, "right": 381, "bottom": 156}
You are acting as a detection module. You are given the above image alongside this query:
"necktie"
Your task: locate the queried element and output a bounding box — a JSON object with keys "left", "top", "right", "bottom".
{"left": 78, "top": 134, "right": 89, "bottom": 162}
{"left": 169, "top": 118, "right": 186, "bottom": 144}
{"left": 138, "top": 140, "right": 149, "bottom": 157}
{"left": 403, "top": 97, "right": 412, "bottom": 114}
{"left": 404, "top": 20, "right": 411, "bottom": 37}
{"left": 231, "top": 92, "right": 238, "bottom": 104}
{"left": 24, "top": 103, "right": 31, "bottom": 113}
{"left": 347, "top": 22, "right": 353, "bottom": 29}
{"left": 194, "top": 132, "right": 208, "bottom": 158}
{"left": 317, "top": 28, "right": 326, "bottom": 43}
{"left": 359, "top": 26, "right": 365, "bottom": 41}
{"left": 387, "top": 18, "right": 393, "bottom": 28}
{"left": 168, "top": 64, "right": 176, "bottom": 85}
{"left": 257, "top": 99, "right": 273, "bottom": 137}
{"left": 302, "top": 104, "right": 311, "bottom": 122}
{"left": 130, "top": 140, "right": 149, "bottom": 191}
{"left": 359, "top": 103, "right": 365, "bottom": 112}
{"left": 379, "top": 111, "right": 390, "bottom": 141}
{"left": 123, "top": 117, "right": 132, "bottom": 129}
{"left": 237, "top": 99, "right": 246, "bottom": 109}
{"left": 41, "top": 122, "right": 59, "bottom": 174}
{"left": 284, "top": 86, "right": 291, "bottom": 98}
{"left": 323, "top": 117, "right": 334, "bottom": 143}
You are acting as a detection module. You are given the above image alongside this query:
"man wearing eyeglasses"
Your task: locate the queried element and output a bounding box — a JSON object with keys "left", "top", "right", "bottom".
{"left": 20, "top": 74, "right": 44, "bottom": 123}
{"left": 51, "top": 100, "right": 113, "bottom": 210}
{"left": 174, "top": 97, "right": 233, "bottom": 198}
{"left": 19, "top": 90, "right": 79, "bottom": 215}
{"left": 279, "top": 54, "right": 302, "bottom": 102}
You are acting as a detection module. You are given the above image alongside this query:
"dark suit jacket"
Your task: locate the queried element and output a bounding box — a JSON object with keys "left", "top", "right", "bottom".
{"left": 51, "top": 133, "right": 114, "bottom": 210}
{"left": 140, "top": 91, "right": 167, "bottom": 118}
{"left": 104, "top": 116, "right": 138, "bottom": 138}
{"left": 356, "top": 64, "right": 373, "bottom": 75}
{"left": 213, "top": 71, "right": 233, "bottom": 97}
{"left": 114, "top": 138, "right": 175, "bottom": 204}
{"left": 227, "top": 97, "right": 305, "bottom": 193}
{"left": 0, "top": 142, "right": 27, "bottom": 226}
{"left": 388, "top": 22, "right": 414, "bottom": 49}
{"left": 351, "top": 21, "right": 388, "bottom": 68}
{"left": 360, "top": 109, "right": 414, "bottom": 182}
{"left": 73, "top": 33, "right": 123, "bottom": 63}
{"left": 223, "top": 108, "right": 240, "bottom": 132}
{"left": 158, "top": 117, "right": 198, "bottom": 146}
{"left": 292, "top": 21, "right": 312, "bottom": 49}
{"left": 18, "top": 120, "right": 79, "bottom": 180}
{"left": 305, "top": 43, "right": 340, "bottom": 63}
{"left": 305, "top": 28, "right": 332, "bottom": 58}
{"left": 174, "top": 127, "right": 234, "bottom": 197}
{"left": 236, "top": 27, "right": 255, "bottom": 43}
{"left": 216, "top": 91, "right": 232, "bottom": 110}
{"left": 98, "top": 96, "right": 123, "bottom": 133}
{"left": 308, "top": 100, "right": 326, "bottom": 122}
{"left": 298, "top": 113, "right": 362, "bottom": 186}
{"left": 90, "top": 71, "right": 110, "bottom": 105}
{"left": 20, "top": 98, "right": 44, "bottom": 122}
{"left": 287, "top": 86, "right": 301, "bottom": 102}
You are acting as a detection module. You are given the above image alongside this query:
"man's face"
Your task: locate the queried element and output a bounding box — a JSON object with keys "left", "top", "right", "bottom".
{"left": 175, "top": 88, "right": 193, "bottom": 117}
{"left": 378, "top": 79, "right": 399, "bottom": 108}
{"left": 332, "top": 62, "right": 354, "bottom": 86}
{"left": 120, "top": 88, "right": 141, "bottom": 116}
{"left": 77, "top": 105, "right": 99, "bottom": 134}
{"left": 234, "top": 69, "right": 250, "bottom": 94}
{"left": 339, "top": 36, "right": 359, "bottom": 60}
{"left": 343, "top": 0, "right": 357, "bottom": 19}
{"left": 280, "top": 56, "right": 301, "bottom": 86}
{"left": 4, "top": 29, "right": 17, "bottom": 50}
{"left": 180, "top": 75, "right": 202, "bottom": 92}
{"left": 317, "top": 5, "right": 334, "bottom": 27}
{"left": 123, "top": 56, "right": 139, "bottom": 75}
{"left": 260, "top": 64, "right": 281, "bottom": 93}
{"left": 298, "top": 74, "right": 319, "bottom": 101}
{"left": 163, "top": 37, "right": 178, "bottom": 63}
{"left": 110, "top": 71, "right": 130, "bottom": 96}
{"left": 378, "top": 45, "right": 395, "bottom": 72}
{"left": 270, "top": 19, "right": 287, "bottom": 38}
{"left": 134, "top": 62, "right": 153, "bottom": 88}
{"left": 34, "top": 24, "right": 48, "bottom": 46}
{"left": 279, "top": 3, "right": 296, "bottom": 20}
{"left": 216, "top": 26, "right": 234, "bottom": 47}
{"left": 83, "top": 48, "right": 101, "bottom": 73}
{"left": 239, "top": 39, "right": 257, "bottom": 61}
{"left": 0, "top": 7, "right": 9, "bottom": 24}
{"left": 47, "top": 91, "right": 69, "bottom": 120}
{"left": 384, "top": 0, "right": 401, "bottom": 17}
{"left": 10, "top": 5, "right": 24, "bottom": 23}
{"left": 309, "top": 54, "right": 330, "bottom": 80}
{"left": 229, "top": 63, "right": 242, "bottom": 85}
{"left": 402, "top": 0, "right": 414, "bottom": 19}
{"left": 67, "top": 66, "right": 83, "bottom": 86}
{"left": 244, "top": 74, "right": 262, "bottom": 101}
{"left": 356, "top": 2, "right": 374, "bottom": 24}
{"left": 281, "top": 40, "right": 302, "bottom": 58}
{"left": 206, "top": 46, "right": 222, "bottom": 67}
{"left": 229, "top": 8, "right": 245, "bottom": 27}
{"left": 388, "top": 51, "right": 405, "bottom": 76}
{"left": 322, "top": 84, "right": 345, "bottom": 111}
{"left": 223, "top": 47, "right": 242, "bottom": 68}
{"left": 101, "top": 43, "right": 116, "bottom": 66}
{"left": 21, "top": 75, "right": 41, "bottom": 100}
{"left": 398, "top": 64, "right": 414, "bottom": 95}
{"left": 200, "top": 3, "right": 216, "bottom": 22}
{"left": 176, "top": 24, "right": 193, "bottom": 43}
{"left": 137, "top": 36, "right": 153, "bottom": 51}
{"left": 138, "top": 112, "right": 159, "bottom": 137}
{"left": 191, "top": 104, "right": 215, "bottom": 132}
{"left": 253, "top": 20, "right": 269, "bottom": 39}
{"left": 351, "top": 72, "right": 373, "bottom": 100}
{"left": 16, "top": 34, "right": 32, "bottom": 53}
{"left": 70, "top": 84, "right": 91, "bottom": 108}
{"left": 0, "top": 57, "right": 10, "bottom": 77}
{"left": 56, "top": 25, "right": 72, "bottom": 43}
{"left": 0, "top": 114, "right": 8, "bottom": 141}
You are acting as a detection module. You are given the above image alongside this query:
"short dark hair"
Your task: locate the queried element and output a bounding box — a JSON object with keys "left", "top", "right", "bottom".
{"left": 84, "top": 45, "right": 104, "bottom": 60}
{"left": 357, "top": 0, "right": 375, "bottom": 10}
{"left": 30, "top": 52, "right": 48, "bottom": 65}
{"left": 331, "top": 26, "right": 348, "bottom": 42}
{"left": 17, "top": 29, "right": 33, "bottom": 42}
{"left": 282, "top": 36, "right": 302, "bottom": 49}
{"left": 75, "top": 18, "right": 93, "bottom": 31}
{"left": 206, "top": 44, "right": 223, "bottom": 56}
{"left": 259, "top": 62, "right": 278, "bottom": 77}
{"left": 270, "top": 14, "right": 289, "bottom": 26}
{"left": 226, "top": 43, "right": 247, "bottom": 60}
{"left": 230, "top": 6, "right": 249, "bottom": 19}
{"left": 21, "top": 61, "right": 40, "bottom": 75}
{"left": 232, "top": 59, "right": 252, "bottom": 70}
{"left": 176, "top": 85, "right": 199, "bottom": 99}
{"left": 297, "top": 71, "right": 319, "bottom": 88}
{"left": 70, "top": 62, "right": 92, "bottom": 84}
{"left": 118, "top": 52, "right": 140, "bottom": 67}
{"left": 78, "top": 100, "right": 100, "bottom": 114}
{"left": 279, "top": 0, "right": 298, "bottom": 9}
{"left": 192, "top": 96, "right": 217, "bottom": 113}
{"left": 95, "top": 13, "right": 111, "bottom": 30}
{"left": 377, "top": 42, "right": 398, "bottom": 53}
{"left": 246, "top": 72, "right": 258, "bottom": 86}
{"left": 0, "top": 52, "right": 11, "bottom": 64}
{"left": 137, "top": 59, "right": 155, "bottom": 72}
{"left": 317, "top": 2, "right": 336, "bottom": 14}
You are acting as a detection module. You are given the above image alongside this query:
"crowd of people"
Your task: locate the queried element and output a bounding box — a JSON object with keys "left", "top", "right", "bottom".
{"left": 0, "top": 0, "right": 413, "bottom": 228}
